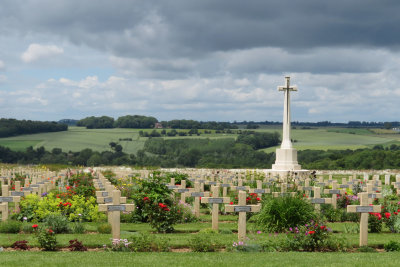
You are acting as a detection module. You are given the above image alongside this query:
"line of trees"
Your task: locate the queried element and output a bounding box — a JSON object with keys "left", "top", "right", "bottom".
{"left": 1, "top": 143, "right": 400, "bottom": 169}
{"left": 0, "top": 119, "right": 67, "bottom": 138}
{"left": 76, "top": 115, "right": 158, "bottom": 129}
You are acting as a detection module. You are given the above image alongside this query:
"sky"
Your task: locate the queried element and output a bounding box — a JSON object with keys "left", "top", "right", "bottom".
{"left": 1, "top": 0, "right": 400, "bottom": 123}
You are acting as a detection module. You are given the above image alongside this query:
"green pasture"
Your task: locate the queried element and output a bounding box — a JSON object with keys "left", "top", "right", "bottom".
{"left": 0, "top": 126, "right": 399, "bottom": 154}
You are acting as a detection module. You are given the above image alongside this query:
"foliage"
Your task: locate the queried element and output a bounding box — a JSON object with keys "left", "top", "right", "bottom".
{"left": 255, "top": 196, "right": 318, "bottom": 232}
{"left": 368, "top": 213, "right": 383, "bottom": 233}
{"left": 77, "top": 116, "right": 114, "bottom": 129}
{"left": 229, "top": 241, "right": 262, "bottom": 252}
{"left": 236, "top": 131, "right": 280, "bottom": 149}
{"left": 0, "top": 118, "right": 67, "bottom": 138}
{"left": 115, "top": 115, "right": 158, "bottom": 129}
{"left": 71, "top": 222, "right": 86, "bottom": 234}
{"left": 68, "top": 239, "right": 88, "bottom": 251}
{"left": 97, "top": 223, "right": 112, "bottom": 234}
{"left": 43, "top": 214, "right": 70, "bottom": 234}
{"left": 189, "top": 234, "right": 218, "bottom": 252}
{"left": 107, "top": 238, "right": 131, "bottom": 252}
{"left": 36, "top": 227, "right": 58, "bottom": 251}
{"left": 0, "top": 220, "right": 22, "bottom": 233}
{"left": 128, "top": 233, "right": 170, "bottom": 252}
{"left": 11, "top": 240, "right": 29, "bottom": 250}
{"left": 15, "top": 192, "right": 105, "bottom": 222}
{"left": 384, "top": 240, "right": 400, "bottom": 252}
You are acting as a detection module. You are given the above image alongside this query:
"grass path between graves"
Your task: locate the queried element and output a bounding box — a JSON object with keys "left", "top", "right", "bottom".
{"left": 1, "top": 251, "right": 400, "bottom": 267}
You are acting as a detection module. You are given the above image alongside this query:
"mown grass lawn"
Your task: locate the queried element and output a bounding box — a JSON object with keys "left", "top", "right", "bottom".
{"left": 1, "top": 251, "right": 400, "bottom": 267}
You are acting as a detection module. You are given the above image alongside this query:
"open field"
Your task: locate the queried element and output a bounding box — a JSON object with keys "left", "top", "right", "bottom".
{"left": 0, "top": 126, "right": 399, "bottom": 154}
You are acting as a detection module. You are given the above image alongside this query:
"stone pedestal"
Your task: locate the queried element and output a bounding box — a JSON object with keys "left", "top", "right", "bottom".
{"left": 272, "top": 148, "right": 302, "bottom": 171}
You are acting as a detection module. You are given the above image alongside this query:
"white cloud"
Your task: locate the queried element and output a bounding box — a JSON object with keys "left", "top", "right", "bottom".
{"left": 0, "top": 74, "right": 7, "bottom": 83}
{"left": 21, "top": 44, "right": 64, "bottom": 63}
{"left": 0, "top": 60, "right": 5, "bottom": 70}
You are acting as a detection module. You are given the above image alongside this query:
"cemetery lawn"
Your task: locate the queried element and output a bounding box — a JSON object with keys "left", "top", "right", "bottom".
{"left": 1, "top": 251, "right": 400, "bottom": 267}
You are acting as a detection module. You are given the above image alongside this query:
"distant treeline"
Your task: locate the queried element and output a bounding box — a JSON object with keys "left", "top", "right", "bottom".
{"left": 0, "top": 118, "right": 67, "bottom": 138}
{"left": 2, "top": 143, "right": 400, "bottom": 169}
{"left": 76, "top": 115, "right": 237, "bottom": 130}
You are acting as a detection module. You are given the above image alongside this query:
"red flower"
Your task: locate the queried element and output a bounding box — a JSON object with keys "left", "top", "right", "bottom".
{"left": 308, "top": 231, "right": 315, "bottom": 234}
{"left": 143, "top": 197, "right": 149, "bottom": 202}
{"left": 32, "top": 224, "right": 38, "bottom": 228}
{"left": 48, "top": 229, "right": 54, "bottom": 234}
{"left": 394, "top": 212, "right": 398, "bottom": 215}
{"left": 385, "top": 212, "right": 391, "bottom": 219}
{"left": 164, "top": 208, "right": 170, "bottom": 211}
{"left": 256, "top": 197, "right": 260, "bottom": 201}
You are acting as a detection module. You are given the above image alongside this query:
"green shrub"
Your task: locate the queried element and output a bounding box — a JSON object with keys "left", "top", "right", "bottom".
{"left": 43, "top": 214, "right": 70, "bottom": 234}
{"left": 254, "top": 196, "right": 318, "bottom": 232}
{"left": 68, "top": 239, "right": 87, "bottom": 251}
{"left": 384, "top": 240, "right": 400, "bottom": 252}
{"left": 71, "top": 222, "right": 86, "bottom": 234}
{"left": 11, "top": 240, "right": 30, "bottom": 250}
{"left": 36, "top": 227, "right": 58, "bottom": 251}
{"left": 21, "top": 223, "right": 35, "bottom": 233}
{"left": 97, "top": 223, "right": 112, "bottom": 234}
{"left": 321, "top": 205, "right": 342, "bottom": 222}
{"left": 368, "top": 213, "right": 383, "bottom": 233}
{"left": 358, "top": 246, "right": 376, "bottom": 252}
{"left": 128, "top": 233, "right": 170, "bottom": 252}
{"left": 189, "top": 234, "right": 218, "bottom": 252}
{"left": 0, "top": 220, "right": 22, "bottom": 233}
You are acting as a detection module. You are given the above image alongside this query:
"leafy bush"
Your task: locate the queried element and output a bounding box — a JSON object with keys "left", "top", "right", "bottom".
{"left": 97, "top": 223, "right": 112, "bottom": 234}
{"left": 368, "top": 213, "right": 383, "bottom": 233}
{"left": 11, "top": 240, "right": 29, "bottom": 250}
{"left": 384, "top": 240, "right": 400, "bottom": 252}
{"left": 128, "top": 233, "right": 170, "bottom": 252}
{"left": 36, "top": 227, "right": 58, "bottom": 251}
{"left": 255, "top": 196, "right": 318, "bottom": 232}
{"left": 71, "top": 222, "right": 85, "bottom": 234}
{"left": 0, "top": 220, "right": 22, "bottom": 233}
{"left": 15, "top": 192, "right": 106, "bottom": 222}
{"left": 189, "top": 234, "right": 219, "bottom": 252}
{"left": 22, "top": 223, "right": 35, "bottom": 233}
{"left": 130, "top": 174, "right": 182, "bottom": 232}
{"left": 68, "top": 239, "right": 87, "bottom": 251}
{"left": 43, "top": 214, "right": 70, "bottom": 234}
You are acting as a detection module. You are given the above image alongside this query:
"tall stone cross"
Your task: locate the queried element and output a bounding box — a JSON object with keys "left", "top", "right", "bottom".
{"left": 272, "top": 76, "right": 301, "bottom": 171}
{"left": 278, "top": 76, "right": 297, "bottom": 149}
{"left": 347, "top": 192, "right": 381, "bottom": 247}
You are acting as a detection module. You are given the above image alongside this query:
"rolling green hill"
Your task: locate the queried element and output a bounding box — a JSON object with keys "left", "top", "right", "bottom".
{"left": 0, "top": 126, "right": 399, "bottom": 154}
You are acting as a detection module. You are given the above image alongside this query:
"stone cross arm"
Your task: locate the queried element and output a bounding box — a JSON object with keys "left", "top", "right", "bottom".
{"left": 98, "top": 203, "right": 135, "bottom": 213}
{"left": 347, "top": 205, "right": 381, "bottom": 213}
{"left": 225, "top": 204, "right": 261, "bottom": 213}
{"left": 278, "top": 77, "right": 298, "bottom": 91}
{"left": 201, "top": 197, "right": 230, "bottom": 204}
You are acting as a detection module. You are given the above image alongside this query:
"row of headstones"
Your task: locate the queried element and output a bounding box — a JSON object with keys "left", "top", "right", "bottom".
{"left": 96, "top": 170, "right": 393, "bottom": 245}
{"left": 0, "top": 170, "right": 64, "bottom": 221}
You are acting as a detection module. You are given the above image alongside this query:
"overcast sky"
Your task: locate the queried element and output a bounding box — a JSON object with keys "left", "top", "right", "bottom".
{"left": 1, "top": 0, "right": 399, "bottom": 122}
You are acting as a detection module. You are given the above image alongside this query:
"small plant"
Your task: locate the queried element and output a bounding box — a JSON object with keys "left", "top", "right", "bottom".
{"left": 198, "top": 228, "right": 218, "bottom": 234}
{"left": 21, "top": 223, "right": 35, "bottom": 233}
{"left": 68, "top": 239, "right": 87, "bottom": 251}
{"left": 0, "top": 220, "right": 22, "bottom": 233}
{"left": 230, "top": 241, "right": 262, "bottom": 252}
{"left": 384, "top": 240, "right": 400, "bottom": 252}
{"left": 97, "top": 223, "right": 112, "bottom": 234}
{"left": 189, "top": 234, "right": 218, "bottom": 252}
{"left": 43, "top": 214, "right": 70, "bottom": 234}
{"left": 36, "top": 227, "right": 58, "bottom": 251}
{"left": 368, "top": 213, "right": 383, "bottom": 233}
{"left": 358, "top": 246, "right": 376, "bottom": 252}
{"left": 108, "top": 238, "right": 132, "bottom": 252}
{"left": 71, "top": 222, "right": 85, "bottom": 234}
{"left": 128, "top": 232, "right": 170, "bottom": 252}
{"left": 11, "top": 240, "right": 29, "bottom": 250}
{"left": 344, "top": 223, "right": 359, "bottom": 234}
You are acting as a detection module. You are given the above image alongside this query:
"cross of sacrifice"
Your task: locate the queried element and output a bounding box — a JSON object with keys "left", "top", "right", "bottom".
{"left": 225, "top": 191, "right": 261, "bottom": 241}
{"left": 184, "top": 182, "right": 209, "bottom": 217}
{"left": 201, "top": 185, "right": 230, "bottom": 230}
{"left": 278, "top": 76, "right": 297, "bottom": 150}
{"left": 347, "top": 192, "right": 381, "bottom": 247}
{"left": 0, "top": 184, "right": 21, "bottom": 221}
{"left": 99, "top": 190, "right": 135, "bottom": 240}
